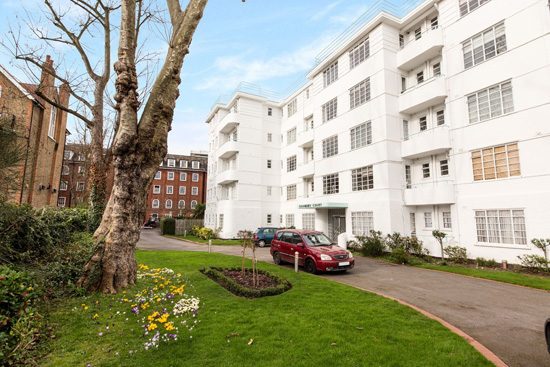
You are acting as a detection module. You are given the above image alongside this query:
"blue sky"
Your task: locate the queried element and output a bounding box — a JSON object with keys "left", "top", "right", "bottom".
{"left": 0, "top": 0, "right": 409, "bottom": 154}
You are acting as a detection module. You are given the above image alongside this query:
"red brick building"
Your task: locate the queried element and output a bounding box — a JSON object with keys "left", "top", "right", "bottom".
{"left": 57, "top": 143, "right": 90, "bottom": 207}
{"left": 0, "top": 57, "right": 69, "bottom": 207}
{"left": 144, "top": 152, "right": 208, "bottom": 222}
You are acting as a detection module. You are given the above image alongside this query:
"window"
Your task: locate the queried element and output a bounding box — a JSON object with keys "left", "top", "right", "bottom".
{"left": 167, "top": 172, "right": 175, "bottom": 180}
{"left": 287, "top": 184, "right": 296, "bottom": 200}
{"left": 352, "top": 166, "right": 374, "bottom": 191}
{"left": 152, "top": 199, "right": 159, "bottom": 208}
{"left": 475, "top": 209, "right": 526, "bottom": 245}
{"left": 349, "top": 38, "right": 370, "bottom": 69}
{"left": 467, "top": 81, "right": 513, "bottom": 123}
{"left": 57, "top": 197, "right": 66, "bottom": 207}
{"left": 410, "top": 213, "right": 416, "bottom": 236}
{"left": 287, "top": 128, "right": 297, "bottom": 145}
{"left": 322, "top": 135, "right": 338, "bottom": 158}
{"left": 155, "top": 171, "right": 161, "bottom": 180}
{"left": 192, "top": 173, "right": 199, "bottom": 182}
{"left": 166, "top": 186, "right": 173, "bottom": 194}
{"left": 419, "top": 116, "right": 427, "bottom": 131}
{"left": 436, "top": 110, "right": 445, "bottom": 125}
{"left": 268, "top": 107, "right": 273, "bottom": 116}
{"left": 405, "top": 165, "right": 411, "bottom": 189}
{"left": 401, "top": 77, "right": 407, "bottom": 92}
{"left": 192, "top": 187, "right": 198, "bottom": 195}
{"left": 167, "top": 159, "right": 175, "bottom": 167}
{"left": 323, "top": 173, "right": 339, "bottom": 195}
{"left": 399, "top": 34, "right": 404, "bottom": 48}
{"left": 179, "top": 186, "right": 186, "bottom": 195}
{"left": 460, "top": 0, "right": 490, "bottom": 17}
{"left": 153, "top": 185, "right": 161, "bottom": 194}
{"left": 165, "top": 199, "right": 172, "bottom": 209}
{"left": 323, "top": 61, "right": 338, "bottom": 87}
{"left": 76, "top": 182, "right": 84, "bottom": 191}
{"left": 232, "top": 99, "right": 239, "bottom": 113}
{"left": 62, "top": 165, "right": 69, "bottom": 175}
{"left": 472, "top": 143, "right": 520, "bottom": 181}
{"left": 64, "top": 150, "right": 72, "bottom": 160}
{"left": 463, "top": 22, "right": 506, "bottom": 69}
{"left": 414, "top": 27, "right": 421, "bottom": 40}
{"left": 287, "top": 156, "right": 297, "bottom": 172}
{"left": 280, "top": 215, "right": 283, "bottom": 224}
{"left": 403, "top": 120, "right": 409, "bottom": 141}
{"left": 180, "top": 160, "right": 188, "bottom": 168}
{"left": 267, "top": 133, "right": 272, "bottom": 142}
{"left": 350, "top": 122, "right": 371, "bottom": 150}
{"left": 192, "top": 161, "right": 200, "bottom": 169}
{"left": 191, "top": 200, "right": 197, "bottom": 209}
{"left": 48, "top": 105, "right": 57, "bottom": 139}
{"left": 302, "top": 213, "right": 315, "bottom": 230}
{"left": 424, "top": 212, "right": 432, "bottom": 228}
{"left": 440, "top": 159, "right": 449, "bottom": 176}
{"left": 306, "top": 89, "right": 310, "bottom": 99}
{"left": 286, "top": 214, "right": 295, "bottom": 228}
{"left": 267, "top": 160, "right": 272, "bottom": 169}
{"left": 431, "top": 16, "right": 438, "bottom": 29}
{"left": 178, "top": 200, "right": 185, "bottom": 209}
{"left": 351, "top": 212, "right": 374, "bottom": 236}
{"left": 267, "top": 214, "right": 272, "bottom": 224}
{"left": 287, "top": 98, "right": 297, "bottom": 117}
{"left": 322, "top": 97, "right": 337, "bottom": 122}
{"left": 433, "top": 62, "right": 441, "bottom": 77}
{"left": 60, "top": 181, "right": 68, "bottom": 191}
{"left": 422, "top": 163, "right": 430, "bottom": 178}
{"left": 349, "top": 78, "right": 371, "bottom": 109}
{"left": 267, "top": 186, "right": 272, "bottom": 196}
{"left": 180, "top": 173, "right": 187, "bottom": 181}
{"left": 416, "top": 71, "right": 424, "bottom": 84}
{"left": 78, "top": 166, "right": 84, "bottom": 174}
{"left": 443, "top": 212, "right": 452, "bottom": 229}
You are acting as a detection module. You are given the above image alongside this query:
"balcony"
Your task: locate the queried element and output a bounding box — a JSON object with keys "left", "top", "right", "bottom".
{"left": 219, "top": 112, "right": 240, "bottom": 133}
{"left": 298, "top": 162, "right": 314, "bottom": 178}
{"left": 399, "top": 75, "right": 447, "bottom": 114}
{"left": 217, "top": 169, "right": 238, "bottom": 185}
{"left": 402, "top": 125, "right": 451, "bottom": 159}
{"left": 217, "top": 140, "right": 238, "bottom": 159}
{"left": 397, "top": 27, "right": 444, "bottom": 71}
{"left": 404, "top": 181, "right": 455, "bottom": 206}
{"left": 298, "top": 129, "right": 314, "bottom": 148}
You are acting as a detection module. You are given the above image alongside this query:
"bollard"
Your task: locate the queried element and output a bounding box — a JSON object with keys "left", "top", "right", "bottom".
{"left": 208, "top": 239, "right": 212, "bottom": 253}
{"left": 295, "top": 252, "right": 299, "bottom": 272}
{"left": 502, "top": 260, "right": 508, "bottom": 270}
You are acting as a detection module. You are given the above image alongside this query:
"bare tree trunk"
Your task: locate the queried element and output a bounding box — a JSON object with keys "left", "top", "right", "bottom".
{"left": 77, "top": 0, "right": 209, "bottom": 293}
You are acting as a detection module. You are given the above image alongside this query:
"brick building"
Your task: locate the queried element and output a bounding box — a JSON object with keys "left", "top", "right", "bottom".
{"left": 144, "top": 152, "right": 208, "bottom": 222}
{"left": 0, "top": 57, "right": 69, "bottom": 207}
{"left": 57, "top": 143, "right": 91, "bottom": 207}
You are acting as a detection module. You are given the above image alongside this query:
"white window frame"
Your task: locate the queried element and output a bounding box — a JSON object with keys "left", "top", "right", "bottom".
{"left": 152, "top": 199, "right": 160, "bottom": 208}
{"left": 165, "top": 199, "right": 172, "bottom": 209}
{"left": 180, "top": 172, "right": 187, "bottom": 181}
{"left": 192, "top": 173, "right": 199, "bottom": 182}
{"left": 286, "top": 184, "right": 296, "bottom": 201}
{"left": 192, "top": 187, "right": 198, "bottom": 195}
{"left": 323, "top": 61, "right": 338, "bottom": 88}
{"left": 302, "top": 213, "right": 315, "bottom": 231}
{"left": 424, "top": 212, "right": 433, "bottom": 228}
{"left": 180, "top": 160, "right": 188, "bottom": 168}
{"left": 349, "top": 38, "right": 370, "bottom": 69}
{"left": 153, "top": 185, "right": 161, "bottom": 194}
{"left": 57, "top": 197, "right": 66, "bottom": 207}
{"left": 475, "top": 209, "right": 526, "bottom": 245}
{"left": 287, "top": 98, "right": 297, "bottom": 117}
{"left": 322, "top": 97, "right": 337, "bottom": 123}
{"left": 471, "top": 142, "right": 520, "bottom": 181}
{"left": 287, "top": 155, "right": 297, "bottom": 172}
{"left": 323, "top": 173, "right": 339, "bottom": 195}
{"left": 166, "top": 185, "right": 173, "bottom": 194}
{"left": 167, "top": 172, "right": 175, "bottom": 180}
{"left": 48, "top": 104, "right": 57, "bottom": 139}
{"left": 192, "top": 161, "right": 200, "bottom": 169}
{"left": 62, "top": 165, "right": 69, "bottom": 175}
{"left": 443, "top": 212, "right": 452, "bottom": 229}
{"left": 285, "top": 214, "right": 295, "bottom": 228}
{"left": 167, "top": 159, "right": 176, "bottom": 167}
{"left": 191, "top": 200, "right": 197, "bottom": 209}
{"left": 60, "top": 181, "right": 68, "bottom": 191}
{"left": 350, "top": 122, "right": 371, "bottom": 150}
{"left": 178, "top": 200, "right": 185, "bottom": 209}
{"left": 322, "top": 135, "right": 338, "bottom": 158}
{"left": 463, "top": 22, "right": 506, "bottom": 69}
{"left": 467, "top": 81, "right": 513, "bottom": 124}
{"left": 351, "top": 211, "right": 374, "bottom": 236}
{"left": 352, "top": 166, "right": 374, "bottom": 191}
{"left": 179, "top": 186, "right": 186, "bottom": 195}
{"left": 155, "top": 171, "right": 161, "bottom": 180}
{"left": 349, "top": 78, "right": 371, "bottom": 110}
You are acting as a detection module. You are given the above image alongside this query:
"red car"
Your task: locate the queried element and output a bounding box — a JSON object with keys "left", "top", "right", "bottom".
{"left": 270, "top": 229, "right": 354, "bottom": 273}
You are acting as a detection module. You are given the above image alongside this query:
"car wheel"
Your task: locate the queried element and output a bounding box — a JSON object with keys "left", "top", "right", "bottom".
{"left": 258, "top": 240, "right": 266, "bottom": 248}
{"left": 273, "top": 252, "right": 282, "bottom": 265}
{"left": 305, "top": 259, "right": 317, "bottom": 274}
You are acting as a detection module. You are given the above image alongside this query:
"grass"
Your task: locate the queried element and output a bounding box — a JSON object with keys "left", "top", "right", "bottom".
{"left": 364, "top": 253, "right": 550, "bottom": 291}
{"left": 168, "top": 234, "right": 242, "bottom": 246}
{"left": 41, "top": 251, "right": 494, "bottom": 367}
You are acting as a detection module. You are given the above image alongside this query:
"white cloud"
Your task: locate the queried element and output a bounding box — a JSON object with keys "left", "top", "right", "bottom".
{"left": 328, "top": 4, "right": 371, "bottom": 25}
{"left": 309, "top": 1, "right": 343, "bottom": 23}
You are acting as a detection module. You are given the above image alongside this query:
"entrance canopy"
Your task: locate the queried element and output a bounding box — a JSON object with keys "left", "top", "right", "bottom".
{"left": 298, "top": 202, "right": 348, "bottom": 210}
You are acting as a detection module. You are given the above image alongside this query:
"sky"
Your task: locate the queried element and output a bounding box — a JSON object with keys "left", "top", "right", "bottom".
{"left": 0, "top": 0, "right": 411, "bottom": 155}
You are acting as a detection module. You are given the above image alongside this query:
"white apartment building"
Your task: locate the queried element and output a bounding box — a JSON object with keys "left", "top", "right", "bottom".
{"left": 204, "top": 0, "right": 550, "bottom": 262}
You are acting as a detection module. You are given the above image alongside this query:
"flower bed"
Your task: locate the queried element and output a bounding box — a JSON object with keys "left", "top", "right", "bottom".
{"left": 201, "top": 267, "right": 291, "bottom": 298}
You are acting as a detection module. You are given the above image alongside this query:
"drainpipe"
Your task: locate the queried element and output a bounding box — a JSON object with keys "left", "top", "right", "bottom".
{"left": 19, "top": 103, "right": 35, "bottom": 205}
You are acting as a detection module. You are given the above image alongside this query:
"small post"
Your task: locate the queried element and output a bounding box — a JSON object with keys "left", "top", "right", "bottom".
{"left": 208, "top": 239, "right": 212, "bottom": 253}
{"left": 295, "top": 251, "right": 299, "bottom": 272}
{"left": 184, "top": 230, "right": 187, "bottom": 237}
{"left": 502, "top": 260, "right": 508, "bottom": 270}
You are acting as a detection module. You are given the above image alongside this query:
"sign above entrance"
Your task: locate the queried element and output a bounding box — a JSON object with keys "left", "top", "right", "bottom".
{"left": 298, "top": 202, "right": 348, "bottom": 209}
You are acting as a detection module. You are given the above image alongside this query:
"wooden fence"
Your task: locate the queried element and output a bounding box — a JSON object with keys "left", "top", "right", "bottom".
{"left": 175, "top": 219, "right": 204, "bottom": 236}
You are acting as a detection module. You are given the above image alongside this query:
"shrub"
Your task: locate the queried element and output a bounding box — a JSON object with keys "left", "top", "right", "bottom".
{"left": 0, "top": 266, "right": 43, "bottom": 365}
{"left": 517, "top": 254, "right": 549, "bottom": 273}
{"left": 476, "top": 257, "right": 497, "bottom": 268}
{"left": 190, "top": 225, "right": 201, "bottom": 237}
{"left": 443, "top": 246, "right": 468, "bottom": 264}
{"left": 386, "top": 232, "right": 406, "bottom": 250}
{"left": 160, "top": 217, "right": 176, "bottom": 235}
{"left": 390, "top": 248, "right": 409, "bottom": 264}
{"left": 198, "top": 227, "right": 214, "bottom": 240}
{"left": 351, "top": 230, "right": 386, "bottom": 257}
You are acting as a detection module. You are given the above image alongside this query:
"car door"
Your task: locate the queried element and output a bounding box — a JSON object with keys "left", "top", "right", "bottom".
{"left": 291, "top": 233, "right": 308, "bottom": 266}
{"left": 264, "top": 229, "right": 275, "bottom": 244}
{"left": 278, "top": 232, "right": 294, "bottom": 262}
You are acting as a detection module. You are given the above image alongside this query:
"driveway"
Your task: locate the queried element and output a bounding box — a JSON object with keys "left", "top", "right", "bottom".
{"left": 137, "top": 229, "right": 550, "bottom": 367}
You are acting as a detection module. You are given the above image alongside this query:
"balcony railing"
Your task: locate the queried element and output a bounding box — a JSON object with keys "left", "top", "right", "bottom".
{"left": 402, "top": 125, "right": 451, "bottom": 159}
{"left": 404, "top": 180, "right": 455, "bottom": 206}
{"left": 399, "top": 75, "right": 447, "bottom": 114}
{"left": 397, "top": 26, "right": 444, "bottom": 70}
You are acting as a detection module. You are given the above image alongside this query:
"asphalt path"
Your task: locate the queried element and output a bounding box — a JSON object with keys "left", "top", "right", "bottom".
{"left": 137, "top": 229, "right": 550, "bottom": 367}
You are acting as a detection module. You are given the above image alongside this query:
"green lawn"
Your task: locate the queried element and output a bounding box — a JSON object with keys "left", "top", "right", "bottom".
{"left": 168, "top": 234, "right": 242, "bottom": 246}
{"left": 42, "top": 251, "right": 494, "bottom": 367}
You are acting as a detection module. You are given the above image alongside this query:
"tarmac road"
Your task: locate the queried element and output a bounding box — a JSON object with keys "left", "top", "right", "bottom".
{"left": 137, "top": 229, "right": 550, "bottom": 367}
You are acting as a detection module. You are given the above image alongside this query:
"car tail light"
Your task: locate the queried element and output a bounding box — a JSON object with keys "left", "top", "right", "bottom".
{"left": 254, "top": 235, "right": 258, "bottom": 239}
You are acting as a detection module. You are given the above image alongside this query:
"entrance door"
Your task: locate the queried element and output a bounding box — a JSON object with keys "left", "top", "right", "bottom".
{"left": 328, "top": 209, "right": 346, "bottom": 241}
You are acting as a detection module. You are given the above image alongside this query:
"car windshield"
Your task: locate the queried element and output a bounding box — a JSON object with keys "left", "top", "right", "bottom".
{"left": 303, "top": 233, "right": 333, "bottom": 247}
